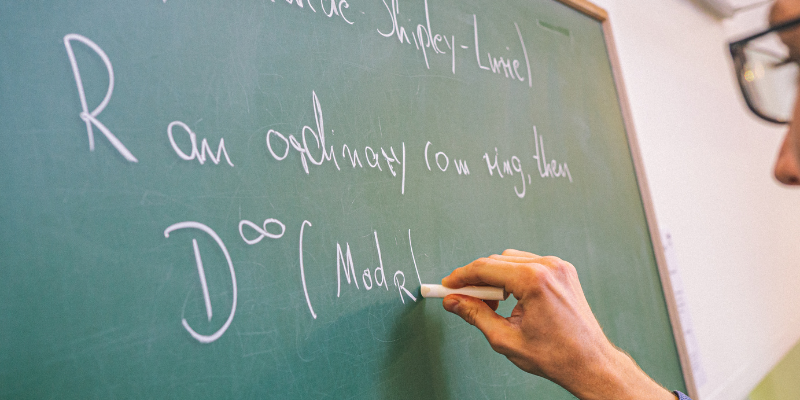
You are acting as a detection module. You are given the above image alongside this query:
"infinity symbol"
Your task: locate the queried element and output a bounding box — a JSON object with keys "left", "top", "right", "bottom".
{"left": 238, "top": 218, "right": 286, "bottom": 245}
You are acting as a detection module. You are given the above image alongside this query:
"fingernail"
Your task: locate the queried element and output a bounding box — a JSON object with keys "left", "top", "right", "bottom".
{"left": 442, "top": 297, "right": 459, "bottom": 312}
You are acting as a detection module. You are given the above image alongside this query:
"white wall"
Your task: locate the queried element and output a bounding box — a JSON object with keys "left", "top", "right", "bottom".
{"left": 588, "top": 0, "right": 800, "bottom": 399}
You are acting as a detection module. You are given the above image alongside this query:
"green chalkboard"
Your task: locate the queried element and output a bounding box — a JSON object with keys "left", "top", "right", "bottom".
{"left": 0, "top": 0, "right": 686, "bottom": 398}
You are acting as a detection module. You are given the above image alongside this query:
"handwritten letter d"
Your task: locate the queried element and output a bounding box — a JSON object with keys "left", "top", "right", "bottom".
{"left": 164, "top": 222, "right": 238, "bottom": 344}
{"left": 63, "top": 34, "right": 137, "bottom": 162}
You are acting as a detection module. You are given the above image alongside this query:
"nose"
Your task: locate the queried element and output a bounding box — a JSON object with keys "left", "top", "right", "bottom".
{"left": 774, "top": 132, "right": 800, "bottom": 185}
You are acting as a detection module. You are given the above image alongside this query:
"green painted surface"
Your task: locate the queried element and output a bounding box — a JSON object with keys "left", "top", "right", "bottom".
{"left": 0, "top": 1, "right": 686, "bottom": 398}
{"left": 750, "top": 340, "right": 800, "bottom": 400}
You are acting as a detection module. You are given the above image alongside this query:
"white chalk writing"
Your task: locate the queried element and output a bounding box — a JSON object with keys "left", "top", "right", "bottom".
{"left": 168, "top": 121, "right": 234, "bottom": 166}
{"left": 164, "top": 221, "right": 238, "bottom": 344}
{"left": 532, "top": 126, "right": 573, "bottom": 182}
{"left": 64, "top": 34, "right": 138, "bottom": 162}
{"left": 483, "top": 126, "right": 574, "bottom": 198}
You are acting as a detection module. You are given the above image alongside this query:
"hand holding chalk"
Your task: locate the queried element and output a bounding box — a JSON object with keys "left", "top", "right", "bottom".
{"left": 439, "top": 250, "right": 674, "bottom": 400}
{"left": 420, "top": 284, "right": 508, "bottom": 301}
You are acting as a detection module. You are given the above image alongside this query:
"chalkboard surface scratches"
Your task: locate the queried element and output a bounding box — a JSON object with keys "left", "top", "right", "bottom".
{"left": 0, "top": 1, "right": 688, "bottom": 399}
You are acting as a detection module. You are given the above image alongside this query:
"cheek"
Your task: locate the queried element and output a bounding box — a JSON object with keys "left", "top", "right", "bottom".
{"left": 788, "top": 30, "right": 800, "bottom": 60}
{"left": 793, "top": 131, "right": 800, "bottom": 161}
{"left": 792, "top": 86, "right": 800, "bottom": 158}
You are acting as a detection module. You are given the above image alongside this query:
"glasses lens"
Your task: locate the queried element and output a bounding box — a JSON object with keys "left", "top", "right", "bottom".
{"left": 738, "top": 33, "right": 798, "bottom": 123}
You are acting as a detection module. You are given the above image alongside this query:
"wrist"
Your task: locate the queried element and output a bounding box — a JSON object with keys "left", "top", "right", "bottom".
{"left": 565, "top": 345, "right": 675, "bottom": 400}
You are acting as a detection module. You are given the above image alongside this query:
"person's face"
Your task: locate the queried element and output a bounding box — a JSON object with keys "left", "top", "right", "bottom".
{"left": 770, "top": 0, "right": 800, "bottom": 185}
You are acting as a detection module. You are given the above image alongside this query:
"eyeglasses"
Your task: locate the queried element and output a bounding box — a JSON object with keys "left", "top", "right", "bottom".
{"left": 730, "top": 16, "right": 800, "bottom": 124}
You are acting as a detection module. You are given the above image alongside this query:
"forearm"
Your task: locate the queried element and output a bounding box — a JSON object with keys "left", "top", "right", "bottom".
{"left": 564, "top": 346, "right": 676, "bottom": 400}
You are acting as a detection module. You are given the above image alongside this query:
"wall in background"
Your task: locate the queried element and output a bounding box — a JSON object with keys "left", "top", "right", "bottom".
{"left": 588, "top": 0, "right": 800, "bottom": 399}
{"left": 750, "top": 340, "right": 800, "bottom": 400}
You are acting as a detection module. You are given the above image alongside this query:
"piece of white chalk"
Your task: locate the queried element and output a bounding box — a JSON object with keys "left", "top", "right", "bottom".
{"left": 420, "top": 284, "right": 508, "bottom": 301}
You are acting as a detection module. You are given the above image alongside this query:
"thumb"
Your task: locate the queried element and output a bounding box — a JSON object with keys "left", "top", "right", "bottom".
{"left": 443, "top": 294, "right": 510, "bottom": 340}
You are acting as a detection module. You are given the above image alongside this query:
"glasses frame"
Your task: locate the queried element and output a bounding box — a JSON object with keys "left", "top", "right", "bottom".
{"left": 729, "top": 16, "right": 800, "bottom": 124}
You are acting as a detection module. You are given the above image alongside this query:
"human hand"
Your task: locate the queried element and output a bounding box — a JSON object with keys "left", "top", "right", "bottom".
{"left": 441, "top": 249, "right": 675, "bottom": 400}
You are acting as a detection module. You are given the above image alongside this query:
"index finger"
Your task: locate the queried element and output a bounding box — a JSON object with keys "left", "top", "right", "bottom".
{"left": 441, "top": 257, "right": 523, "bottom": 292}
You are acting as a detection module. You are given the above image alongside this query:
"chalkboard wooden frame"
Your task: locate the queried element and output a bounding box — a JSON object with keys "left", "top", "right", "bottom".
{"left": 558, "top": 1, "right": 699, "bottom": 397}
{"left": 559, "top": 0, "right": 609, "bottom": 21}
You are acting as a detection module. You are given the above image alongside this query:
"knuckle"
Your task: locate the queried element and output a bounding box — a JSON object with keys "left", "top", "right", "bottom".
{"left": 464, "top": 259, "right": 482, "bottom": 273}
{"left": 540, "top": 256, "right": 577, "bottom": 279}
{"left": 473, "top": 257, "right": 490, "bottom": 266}
{"left": 516, "top": 265, "right": 546, "bottom": 294}
{"left": 564, "top": 261, "right": 579, "bottom": 277}
{"left": 530, "top": 264, "right": 556, "bottom": 289}
{"left": 513, "top": 256, "right": 579, "bottom": 296}
{"left": 540, "top": 255, "right": 562, "bottom": 266}
{"left": 463, "top": 305, "right": 480, "bottom": 326}
{"left": 516, "top": 265, "right": 537, "bottom": 283}
{"left": 537, "top": 267, "right": 557, "bottom": 287}
{"left": 552, "top": 258, "right": 578, "bottom": 280}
